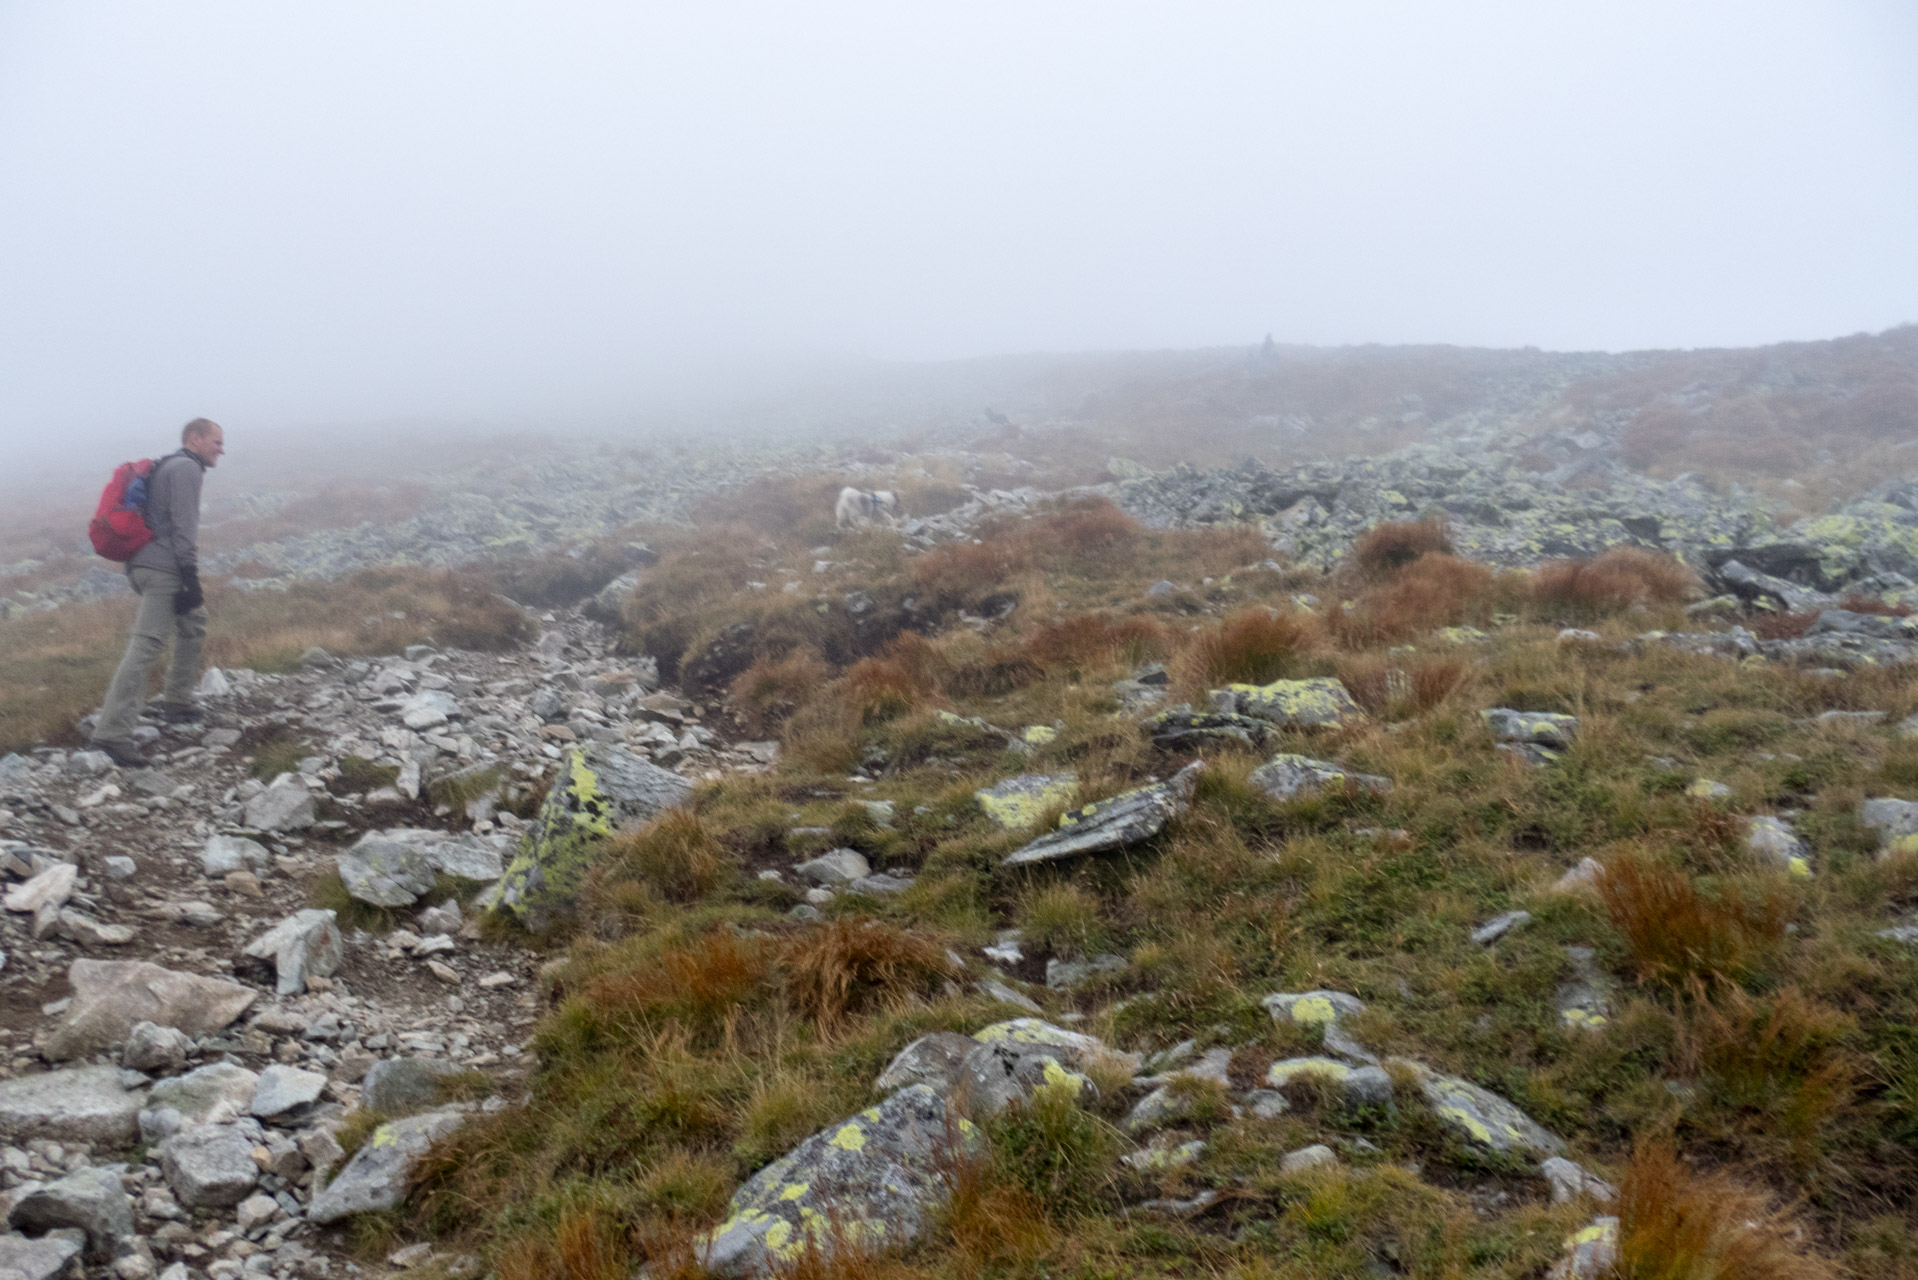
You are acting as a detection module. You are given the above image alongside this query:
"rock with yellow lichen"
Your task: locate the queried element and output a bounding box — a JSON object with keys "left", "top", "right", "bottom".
{"left": 1001, "top": 762, "right": 1202, "bottom": 867}
{"left": 696, "top": 1084, "right": 980, "bottom": 1277}
{"left": 1249, "top": 753, "right": 1391, "bottom": 802}
{"left": 1391, "top": 1058, "right": 1565, "bottom": 1157}
{"left": 951, "top": 1019, "right": 1140, "bottom": 1118}
{"left": 1546, "top": 1216, "right": 1619, "bottom": 1279}
{"left": 308, "top": 1109, "right": 465, "bottom": 1224}
{"left": 1215, "top": 677, "right": 1365, "bottom": 728}
{"left": 488, "top": 743, "right": 692, "bottom": 930}
{"left": 974, "top": 772, "right": 1078, "bottom": 830}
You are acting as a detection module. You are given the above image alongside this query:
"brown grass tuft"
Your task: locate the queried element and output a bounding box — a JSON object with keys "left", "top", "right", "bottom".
{"left": 1598, "top": 853, "right": 1790, "bottom": 987}
{"left": 1350, "top": 517, "right": 1453, "bottom": 581}
{"left": 1674, "top": 982, "right": 1856, "bottom": 1167}
{"left": 580, "top": 930, "right": 774, "bottom": 1037}
{"left": 1024, "top": 614, "right": 1172, "bottom": 672}
{"left": 1836, "top": 593, "right": 1914, "bottom": 617}
{"left": 841, "top": 657, "right": 925, "bottom": 723}
{"left": 1614, "top": 1138, "right": 1840, "bottom": 1279}
{"left": 730, "top": 649, "right": 832, "bottom": 736}
{"left": 1748, "top": 611, "right": 1819, "bottom": 641}
{"left": 1176, "top": 608, "right": 1318, "bottom": 692}
{"left": 945, "top": 646, "right": 1045, "bottom": 698}
{"left": 913, "top": 539, "right": 1025, "bottom": 603}
{"left": 783, "top": 919, "right": 954, "bottom": 1029}
{"left": 1531, "top": 547, "right": 1700, "bottom": 615}
{"left": 1328, "top": 553, "right": 1500, "bottom": 647}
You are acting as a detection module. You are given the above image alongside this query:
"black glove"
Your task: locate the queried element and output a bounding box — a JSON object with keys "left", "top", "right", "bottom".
{"left": 174, "top": 567, "right": 204, "bottom": 615}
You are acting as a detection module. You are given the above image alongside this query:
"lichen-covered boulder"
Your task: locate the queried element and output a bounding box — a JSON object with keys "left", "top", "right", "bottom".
{"left": 308, "top": 1109, "right": 465, "bottom": 1224}
{"left": 1393, "top": 1059, "right": 1565, "bottom": 1156}
{"left": 1249, "top": 753, "right": 1391, "bottom": 801}
{"left": 1140, "top": 707, "right": 1273, "bottom": 752}
{"left": 697, "top": 1085, "right": 982, "bottom": 1277}
{"left": 1860, "top": 798, "right": 1918, "bottom": 857}
{"left": 974, "top": 774, "right": 1078, "bottom": 830}
{"left": 1481, "top": 709, "right": 1579, "bottom": 750}
{"left": 1215, "top": 678, "right": 1364, "bottom": 728}
{"left": 1745, "top": 816, "right": 1813, "bottom": 877}
{"left": 1002, "top": 762, "right": 1201, "bottom": 867}
{"left": 1547, "top": 1216, "right": 1619, "bottom": 1279}
{"left": 491, "top": 744, "right": 692, "bottom": 928}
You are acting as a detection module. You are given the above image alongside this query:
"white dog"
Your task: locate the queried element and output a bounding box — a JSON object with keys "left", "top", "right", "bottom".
{"left": 835, "top": 486, "right": 904, "bottom": 529}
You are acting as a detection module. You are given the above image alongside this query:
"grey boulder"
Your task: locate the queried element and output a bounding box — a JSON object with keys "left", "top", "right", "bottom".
{"left": 242, "top": 779, "right": 316, "bottom": 832}
{"left": 307, "top": 1109, "right": 465, "bottom": 1224}
{"left": 238, "top": 908, "right": 343, "bottom": 995}
{"left": 1250, "top": 753, "right": 1391, "bottom": 801}
{"left": 793, "top": 849, "right": 870, "bottom": 886}
{"left": 200, "top": 834, "right": 268, "bottom": 877}
{"left": 696, "top": 1085, "right": 981, "bottom": 1277}
{"left": 360, "top": 1057, "right": 458, "bottom": 1115}
{"left": 248, "top": 1065, "right": 327, "bottom": 1120}
{"left": 42, "top": 960, "right": 255, "bottom": 1061}
{"left": 0, "top": 1066, "right": 145, "bottom": 1146}
{"left": 6, "top": 1165, "right": 135, "bottom": 1260}
{"left": 122, "top": 1021, "right": 189, "bottom": 1074}
{"left": 158, "top": 1122, "right": 261, "bottom": 1207}
{"left": 0, "top": 1231, "right": 84, "bottom": 1280}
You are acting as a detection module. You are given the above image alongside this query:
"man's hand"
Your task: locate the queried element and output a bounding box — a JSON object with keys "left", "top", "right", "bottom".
{"left": 174, "top": 567, "right": 204, "bottom": 616}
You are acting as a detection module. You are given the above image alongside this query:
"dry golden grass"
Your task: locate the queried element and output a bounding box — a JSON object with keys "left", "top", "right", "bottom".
{"left": 1598, "top": 853, "right": 1791, "bottom": 987}
{"left": 841, "top": 657, "right": 927, "bottom": 723}
{"left": 579, "top": 930, "right": 775, "bottom": 1040}
{"left": 0, "top": 567, "right": 531, "bottom": 751}
{"left": 1614, "top": 1139, "right": 1841, "bottom": 1279}
{"left": 1328, "top": 552, "right": 1501, "bottom": 647}
{"left": 590, "top": 811, "right": 733, "bottom": 908}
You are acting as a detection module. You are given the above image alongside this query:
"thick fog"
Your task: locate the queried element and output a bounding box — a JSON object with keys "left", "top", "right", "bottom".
{"left": 1, "top": 1, "right": 1915, "bottom": 450}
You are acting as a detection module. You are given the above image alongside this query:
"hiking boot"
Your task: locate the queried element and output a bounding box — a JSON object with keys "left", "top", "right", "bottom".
{"left": 155, "top": 702, "right": 204, "bottom": 725}
{"left": 90, "top": 738, "right": 151, "bottom": 769}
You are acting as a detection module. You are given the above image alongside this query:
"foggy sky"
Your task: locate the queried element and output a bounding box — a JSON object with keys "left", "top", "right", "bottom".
{"left": 2, "top": 1, "right": 1915, "bottom": 442}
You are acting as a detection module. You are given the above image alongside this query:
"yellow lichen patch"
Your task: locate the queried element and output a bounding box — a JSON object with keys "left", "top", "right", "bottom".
{"left": 1265, "top": 1057, "right": 1354, "bottom": 1086}
{"left": 779, "top": 1182, "right": 810, "bottom": 1201}
{"left": 1040, "top": 1057, "right": 1086, "bottom": 1095}
{"left": 370, "top": 1124, "right": 398, "bottom": 1150}
{"left": 975, "top": 773, "right": 1078, "bottom": 830}
{"left": 1021, "top": 725, "right": 1057, "bottom": 745}
{"left": 1561, "top": 1007, "right": 1609, "bottom": 1029}
{"left": 1289, "top": 995, "right": 1339, "bottom": 1025}
{"left": 1438, "top": 1104, "right": 1494, "bottom": 1146}
{"left": 828, "top": 1123, "right": 867, "bottom": 1152}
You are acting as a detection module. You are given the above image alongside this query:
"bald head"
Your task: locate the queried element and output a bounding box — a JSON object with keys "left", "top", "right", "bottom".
{"left": 182, "top": 418, "right": 225, "bottom": 467}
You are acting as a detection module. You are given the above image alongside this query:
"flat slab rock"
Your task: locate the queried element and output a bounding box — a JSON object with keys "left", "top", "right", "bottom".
{"left": 1002, "top": 762, "right": 1202, "bottom": 867}
{"left": 697, "top": 1084, "right": 982, "bottom": 1278}
{"left": 308, "top": 1109, "right": 466, "bottom": 1224}
{"left": 42, "top": 959, "right": 255, "bottom": 1061}
{"left": 1141, "top": 707, "right": 1274, "bottom": 751}
{"left": 158, "top": 1122, "right": 262, "bottom": 1208}
{"left": 0, "top": 1066, "right": 145, "bottom": 1147}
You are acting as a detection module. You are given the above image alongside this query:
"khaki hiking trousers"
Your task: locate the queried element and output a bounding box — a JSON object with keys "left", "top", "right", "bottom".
{"left": 94, "top": 566, "right": 207, "bottom": 744}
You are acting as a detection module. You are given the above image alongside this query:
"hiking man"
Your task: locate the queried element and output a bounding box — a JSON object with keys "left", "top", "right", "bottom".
{"left": 90, "top": 418, "right": 225, "bottom": 767}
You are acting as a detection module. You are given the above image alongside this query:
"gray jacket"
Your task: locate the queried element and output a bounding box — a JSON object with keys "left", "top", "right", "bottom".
{"left": 128, "top": 451, "right": 206, "bottom": 577}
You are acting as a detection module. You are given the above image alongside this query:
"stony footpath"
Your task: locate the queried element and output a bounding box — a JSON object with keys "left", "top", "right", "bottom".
{"left": 0, "top": 609, "right": 764, "bottom": 1280}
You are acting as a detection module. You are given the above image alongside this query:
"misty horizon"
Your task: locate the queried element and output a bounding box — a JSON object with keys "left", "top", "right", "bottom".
{"left": 2, "top": 2, "right": 1915, "bottom": 451}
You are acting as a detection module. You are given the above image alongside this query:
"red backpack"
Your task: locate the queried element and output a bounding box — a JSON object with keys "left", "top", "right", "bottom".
{"left": 88, "top": 459, "right": 158, "bottom": 561}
